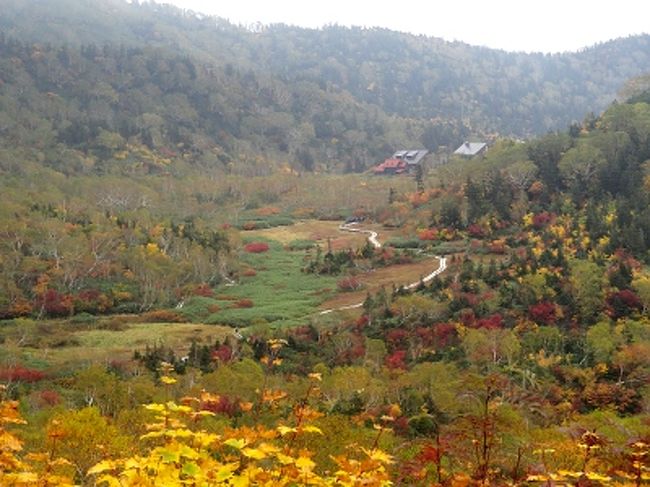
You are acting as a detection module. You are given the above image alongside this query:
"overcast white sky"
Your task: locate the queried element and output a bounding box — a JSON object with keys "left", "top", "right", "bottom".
{"left": 153, "top": 0, "right": 649, "bottom": 53}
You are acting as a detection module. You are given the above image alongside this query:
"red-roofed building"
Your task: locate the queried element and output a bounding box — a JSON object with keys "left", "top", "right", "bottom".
{"left": 372, "top": 149, "right": 429, "bottom": 175}
{"left": 373, "top": 158, "right": 408, "bottom": 175}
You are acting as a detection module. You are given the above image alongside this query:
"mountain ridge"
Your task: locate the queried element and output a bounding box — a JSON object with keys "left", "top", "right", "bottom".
{"left": 1, "top": 0, "right": 650, "bottom": 172}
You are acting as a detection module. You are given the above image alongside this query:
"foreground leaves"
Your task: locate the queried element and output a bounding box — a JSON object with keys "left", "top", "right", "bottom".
{"left": 86, "top": 398, "right": 392, "bottom": 486}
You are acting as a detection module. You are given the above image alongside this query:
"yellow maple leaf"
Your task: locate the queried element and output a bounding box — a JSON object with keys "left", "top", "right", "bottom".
{"left": 277, "top": 425, "right": 297, "bottom": 436}
{"left": 88, "top": 459, "right": 118, "bottom": 475}
{"left": 295, "top": 456, "right": 316, "bottom": 471}
{"left": 242, "top": 447, "right": 267, "bottom": 460}
{"left": 302, "top": 425, "right": 323, "bottom": 435}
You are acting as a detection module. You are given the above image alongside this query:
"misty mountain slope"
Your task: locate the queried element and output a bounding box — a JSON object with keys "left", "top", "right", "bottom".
{"left": 4, "top": 0, "right": 650, "bottom": 136}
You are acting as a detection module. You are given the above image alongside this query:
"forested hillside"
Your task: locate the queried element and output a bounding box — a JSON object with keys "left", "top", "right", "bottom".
{"left": 0, "top": 34, "right": 425, "bottom": 174}
{"left": 2, "top": 0, "right": 650, "bottom": 148}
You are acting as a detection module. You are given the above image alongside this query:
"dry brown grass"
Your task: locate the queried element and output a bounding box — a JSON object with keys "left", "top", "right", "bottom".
{"left": 319, "top": 256, "right": 443, "bottom": 310}
{"left": 247, "top": 219, "right": 412, "bottom": 251}
{"left": 246, "top": 220, "right": 367, "bottom": 249}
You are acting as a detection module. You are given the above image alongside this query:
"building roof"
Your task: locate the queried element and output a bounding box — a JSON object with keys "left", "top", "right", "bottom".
{"left": 454, "top": 141, "right": 487, "bottom": 156}
{"left": 373, "top": 158, "right": 408, "bottom": 174}
{"left": 391, "top": 149, "right": 428, "bottom": 165}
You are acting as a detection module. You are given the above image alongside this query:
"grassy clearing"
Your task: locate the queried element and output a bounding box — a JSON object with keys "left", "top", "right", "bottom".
{"left": 223, "top": 220, "right": 448, "bottom": 324}
{"left": 0, "top": 321, "right": 231, "bottom": 370}
{"left": 180, "top": 237, "right": 339, "bottom": 328}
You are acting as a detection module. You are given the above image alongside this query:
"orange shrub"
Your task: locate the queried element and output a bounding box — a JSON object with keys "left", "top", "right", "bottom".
{"left": 233, "top": 299, "right": 254, "bottom": 308}
{"left": 192, "top": 283, "right": 214, "bottom": 297}
{"left": 488, "top": 239, "right": 507, "bottom": 254}
{"left": 140, "top": 310, "right": 184, "bottom": 323}
{"left": 256, "top": 206, "right": 280, "bottom": 216}
{"left": 408, "top": 192, "right": 429, "bottom": 208}
{"left": 292, "top": 207, "right": 316, "bottom": 218}
{"left": 418, "top": 228, "right": 438, "bottom": 241}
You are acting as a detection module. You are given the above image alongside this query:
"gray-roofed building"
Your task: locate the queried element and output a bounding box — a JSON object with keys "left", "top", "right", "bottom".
{"left": 453, "top": 141, "right": 487, "bottom": 157}
{"left": 391, "top": 149, "right": 428, "bottom": 167}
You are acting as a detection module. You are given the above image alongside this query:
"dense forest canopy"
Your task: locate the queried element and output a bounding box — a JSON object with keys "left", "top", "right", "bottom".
{"left": 1, "top": 0, "right": 650, "bottom": 150}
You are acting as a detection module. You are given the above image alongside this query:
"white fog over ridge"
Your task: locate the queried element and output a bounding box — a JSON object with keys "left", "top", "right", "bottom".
{"left": 152, "top": 0, "right": 649, "bottom": 53}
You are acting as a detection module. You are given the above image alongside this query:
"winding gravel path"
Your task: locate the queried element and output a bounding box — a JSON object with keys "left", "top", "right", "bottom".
{"left": 318, "top": 224, "right": 447, "bottom": 315}
{"left": 338, "top": 222, "right": 382, "bottom": 249}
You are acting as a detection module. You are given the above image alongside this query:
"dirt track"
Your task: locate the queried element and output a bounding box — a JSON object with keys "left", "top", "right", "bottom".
{"left": 319, "top": 224, "right": 447, "bottom": 315}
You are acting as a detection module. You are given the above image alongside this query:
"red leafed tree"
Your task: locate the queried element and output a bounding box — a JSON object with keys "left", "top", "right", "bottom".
{"left": 532, "top": 211, "right": 554, "bottom": 228}
{"left": 528, "top": 301, "right": 557, "bottom": 325}
{"left": 38, "top": 289, "right": 74, "bottom": 317}
{"left": 475, "top": 313, "right": 503, "bottom": 330}
{"left": 606, "top": 289, "right": 643, "bottom": 319}
{"left": 386, "top": 328, "right": 409, "bottom": 349}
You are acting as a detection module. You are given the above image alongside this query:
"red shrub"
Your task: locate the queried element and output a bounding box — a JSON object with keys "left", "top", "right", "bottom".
{"left": 39, "top": 389, "right": 61, "bottom": 407}
{"left": 241, "top": 268, "right": 257, "bottom": 277}
{"left": 244, "top": 242, "right": 269, "bottom": 253}
{"left": 475, "top": 313, "right": 503, "bottom": 330}
{"left": 233, "top": 299, "right": 254, "bottom": 308}
{"left": 416, "top": 326, "right": 435, "bottom": 346}
{"left": 392, "top": 415, "right": 410, "bottom": 436}
{"left": 355, "top": 315, "right": 369, "bottom": 331}
{"left": 337, "top": 276, "right": 362, "bottom": 291}
{"left": 467, "top": 223, "right": 486, "bottom": 238}
{"left": 532, "top": 211, "right": 554, "bottom": 229}
{"left": 386, "top": 328, "right": 409, "bottom": 348}
{"left": 207, "top": 304, "right": 221, "bottom": 313}
{"left": 212, "top": 344, "right": 233, "bottom": 363}
{"left": 529, "top": 301, "right": 557, "bottom": 325}
{"left": 201, "top": 395, "right": 241, "bottom": 417}
{"left": 242, "top": 222, "right": 258, "bottom": 231}
{"left": 385, "top": 350, "right": 408, "bottom": 370}
{"left": 75, "top": 289, "right": 100, "bottom": 312}
{"left": 192, "top": 283, "right": 214, "bottom": 298}
{"left": 75, "top": 289, "right": 113, "bottom": 313}
{"left": 432, "top": 322, "right": 458, "bottom": 349}
{"left": 0, "top": 366, "right": 46, "bottom": 383}
{"left": 38, "top": 289, "right": 74, "bottom": 317}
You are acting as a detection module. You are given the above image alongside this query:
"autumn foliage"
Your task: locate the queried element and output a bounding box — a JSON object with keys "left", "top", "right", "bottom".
{"left": 243, "top": 242, "right": 270, "bottom": 253}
